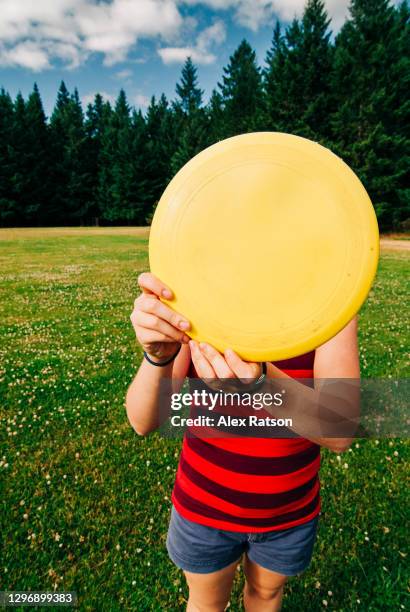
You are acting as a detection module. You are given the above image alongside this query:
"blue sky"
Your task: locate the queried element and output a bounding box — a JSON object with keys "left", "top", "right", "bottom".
{"left": 0, "top": 1, "right": 399, "bottom": 117}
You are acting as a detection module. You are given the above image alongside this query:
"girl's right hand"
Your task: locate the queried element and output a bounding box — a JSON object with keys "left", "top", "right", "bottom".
{"left": 130, "top": 272, "right": 191, "bottom": 363}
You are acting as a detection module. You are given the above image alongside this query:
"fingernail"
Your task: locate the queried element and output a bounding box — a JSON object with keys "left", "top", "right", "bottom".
{"left": 179, "top": 320, "right": 190, "bottom": 330}
{"left": 162, "top": 289, "right": 172, "bottom": 299}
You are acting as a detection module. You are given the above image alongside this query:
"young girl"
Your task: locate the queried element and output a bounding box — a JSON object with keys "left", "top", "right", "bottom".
{"left": 126, "top": 272, "right": 359, "bottom": 612}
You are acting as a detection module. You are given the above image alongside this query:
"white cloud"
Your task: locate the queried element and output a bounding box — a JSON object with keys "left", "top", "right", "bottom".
{"left": 0, "top": 41, "right": 51, "bottom": 71}
{"left": 159, "top": 46, "right": 215, "bottom": 64}
{"left": 0, "top": 0, "right": 402, "bottom": 71}
{"left": 197, "top": 20, "right": 226, "bottom": 50}
{"left": 82, "top": 90, "right": 149, "bottom": 109}
{"left": 134, "top": 93, "right": 150, "bottom": 108}
{"left": 82, "top": 90, "right": 116, "bottom": 107}
{"left": 115, "top": 69, "right": 133, "bottom": 80}
{"left": 0, "top": 0, "right": 184, "bottom": 70}
{"left": 158, "top": 19, "right": 226, "bottom": 64}
{"left": 180, "top": 1, "right": 401, "bottom": 32}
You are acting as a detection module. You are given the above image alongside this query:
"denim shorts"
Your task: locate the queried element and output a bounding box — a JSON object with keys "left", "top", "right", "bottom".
{"left": 166, "top": 505, "right": 320, "bottom": 576}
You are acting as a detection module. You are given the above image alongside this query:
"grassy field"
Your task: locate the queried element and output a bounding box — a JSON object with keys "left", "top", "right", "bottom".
{"left": 0, "top": 228, "right": 409, "bottom": 611}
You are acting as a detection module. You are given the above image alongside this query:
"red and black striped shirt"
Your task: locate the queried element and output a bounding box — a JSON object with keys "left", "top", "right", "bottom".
{"left": 171, "top": 350, "right": 321, "bottom": 532}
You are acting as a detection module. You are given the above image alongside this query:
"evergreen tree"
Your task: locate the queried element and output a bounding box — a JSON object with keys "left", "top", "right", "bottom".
{"left": 10, "top": 93, "right": 31, "bottom": 223}
{"left": 171, "top": 57, "right": 209, "bottom": 175}
{"left": 205, "top": 89, "right": 226, "bottom": 145}
{"left": 300, "top": 0, "right": 334, "bottom": 139}
{"left": 84, "top": 94, "right": 112, "bottom": 224}
{"left": 98, "top": 89, "right": 130, "bottom": 222}
{"left": 263, "top": 0, "right": 333, "bottom": 141}
{"left": 175, "top": 56, "right": 204, "bottom": 114}
{"left": 331, "top": 0, "right": 409, "bottom": 229}
{"left": 21, "top": 84, "right": 51, "bottom": 224}
{"left": 263, "top": 21, "right": 287, "bottom": 132}
{"left": 0, "top": 89, "right": 15, "bottom": 225}
{"left": 126, "top": 109, "right": 151, "bottom": 223}
{"left": 218, "top": 39, "right": 264, "bottom": 137}
{"left": 50, "top": 82, "right": 89, "bottom": 224}
{"left": 99, "top": 90, "right": 149, "bottom": 224}
{"left": 144, "top": 94, "right": 178, "bottom": 221}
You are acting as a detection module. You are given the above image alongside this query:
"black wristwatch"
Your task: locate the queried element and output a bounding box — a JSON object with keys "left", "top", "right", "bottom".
{"left": 239, "top": 362, "right": 267, "bottom": 392}
{"left": 143, "top": 345, "right": 181, "bottom": 367}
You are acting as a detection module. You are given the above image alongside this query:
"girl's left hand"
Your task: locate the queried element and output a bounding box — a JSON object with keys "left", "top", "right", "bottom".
{"left": 189, "top": 340, "right": 263, "bottom": 391}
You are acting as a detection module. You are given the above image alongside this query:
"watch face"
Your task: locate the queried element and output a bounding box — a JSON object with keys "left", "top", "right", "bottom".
{"left": 254, "top": 374, "right": 266, "bottom": 386}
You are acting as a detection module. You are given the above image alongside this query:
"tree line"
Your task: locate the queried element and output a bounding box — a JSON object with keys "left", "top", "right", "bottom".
{"left": 0, "top": 0, "right": 408, "bottom": 231}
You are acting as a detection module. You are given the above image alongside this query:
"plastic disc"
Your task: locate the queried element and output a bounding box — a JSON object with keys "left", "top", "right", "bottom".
{"left": 149, "top": 132, "right": 379, "bottom": 362}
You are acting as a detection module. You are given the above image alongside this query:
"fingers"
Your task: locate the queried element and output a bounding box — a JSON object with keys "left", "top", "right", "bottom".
{"left": 198, "top": 342, "right": 235, "bottom": 379}
{"left": 224, "top": 348, "right": 260, "bottom": 383}
{"left": 134, "top": 294, "right": 190, "bottom": 331}
{"left": 137, "top": 328, "right": 180, "bottom": 345}
{"left": 189, "top": 340, "right": 215, "bottom": 379}
{"left": 138, "top": 272, "right": 173, "bottom": 299}
{"left": 133, "top": 310, "right": 190, "bottom": 344}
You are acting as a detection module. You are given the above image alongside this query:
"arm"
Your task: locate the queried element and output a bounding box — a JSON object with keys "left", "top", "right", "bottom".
{"left": 265, "top": 315, "right": 360, "bottom": 453}
{"left": 125, "top": 273, "right": 192, "bottom": 436}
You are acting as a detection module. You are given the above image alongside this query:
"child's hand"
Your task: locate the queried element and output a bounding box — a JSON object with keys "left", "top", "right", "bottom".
{"left": 130, "top": 272, "right": 191, "bottom": 363}
{"left": 189, "top": 340, "right": 263, "bottom": 391}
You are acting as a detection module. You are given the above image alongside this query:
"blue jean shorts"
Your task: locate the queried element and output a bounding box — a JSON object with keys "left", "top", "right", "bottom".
{"left": 166, "top": 505, "right": 320, "bottom": 576}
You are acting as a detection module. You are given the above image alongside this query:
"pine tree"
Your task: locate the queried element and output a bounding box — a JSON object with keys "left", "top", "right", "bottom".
{"left": 205, "top": 89, "right": 226, "bottom": 145}
{"left": 66, "top": 88, "right": 90, "bottom": 223}
{"left": 50, "top": 82, "right": 89, "bottom": 224}
{"left": 171, "top": 57, "right": 209, "bottom": 175}
{"left": 84, "top": 94, "right": 112, "bottom": 224}
{"left": 144, "top": 94, "right": 178, "bottom": 222}
{"left": 218, "top": 39, "right": 264, "bottom": 137}
{"left": 126, "top": 109, "right": 151, "bottom": 223}
{"left": 263, "top": 1, "right": 333, "bottom": 141}
{"left": 0, "top": 89, "right": 15, "bottom": 225}
{"left": 99, "top": 90, "right": 149, "bottom": 224}
{"left": 49, "top": 81, "right": 71, "bottom": 221}
{"left": 22, "top": 84, "right": 51, "bottom": 224}
{"left": 300, "top": 0, "right": 334, "bottom": 140}
{"left": 175, "top": 56, "right": 204, "bottom": 114}
{"left": 170, "top": 107, "right": 209, "bottom": 174}
{"left": 10, "top": 93, "right": 30, "bottom": 223}
{"left": 331, "top": 0, "right": 409, "bottom": 229}
{"left": 98, "top": 90, "right": 130, "bottom": 223}
{"left": 263, "top": 21, "right": 287, "bottom": 132}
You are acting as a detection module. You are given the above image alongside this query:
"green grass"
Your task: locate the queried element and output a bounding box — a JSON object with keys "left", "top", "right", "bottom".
{"left": 0, "top": 228, "right": 409, "bottom": 612}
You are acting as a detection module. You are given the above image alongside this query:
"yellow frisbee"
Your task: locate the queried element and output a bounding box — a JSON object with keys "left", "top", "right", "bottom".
{"left": 149, "top": 132, "right": 379, "bottom": 362}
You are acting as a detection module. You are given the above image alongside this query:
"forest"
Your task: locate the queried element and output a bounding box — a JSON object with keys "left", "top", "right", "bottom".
{"left": 0, "top": 0, "right": 408, "bottom": 231}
